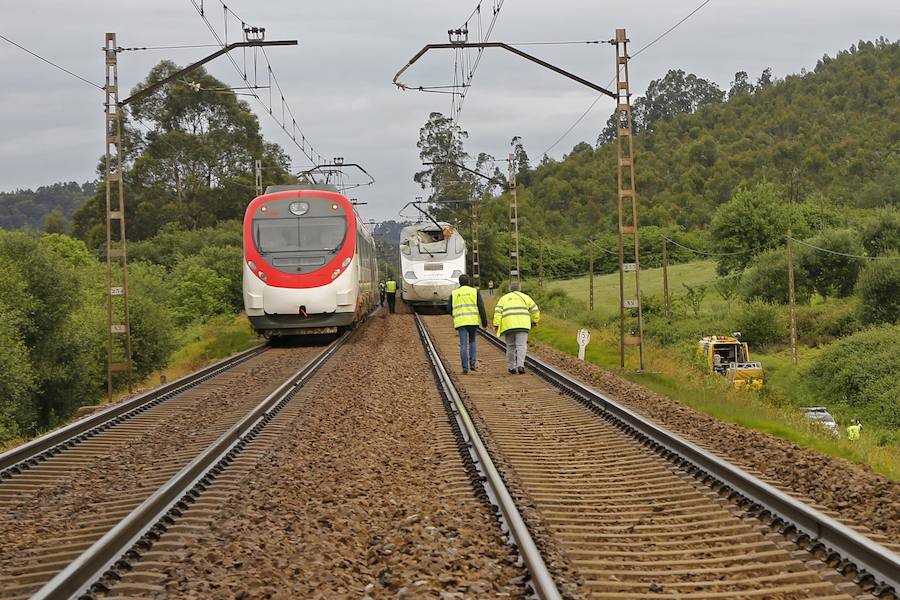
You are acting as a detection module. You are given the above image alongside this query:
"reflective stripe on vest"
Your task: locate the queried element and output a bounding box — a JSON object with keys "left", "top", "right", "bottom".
{"left": 494, "top": 291, "right": 539, "bottom": 336}
{"left": 451, "top": 286, "right": 480, "bottom": 328}
{"left": 385, "top": 280, "right": 397, "bottom": 293}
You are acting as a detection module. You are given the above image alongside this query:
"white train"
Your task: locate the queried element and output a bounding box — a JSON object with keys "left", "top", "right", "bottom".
{"left": 242, "top": 184, "right": 378, "bottom": 336}
{"left": 399, "top": 222, "right": 467, "bottom": 307}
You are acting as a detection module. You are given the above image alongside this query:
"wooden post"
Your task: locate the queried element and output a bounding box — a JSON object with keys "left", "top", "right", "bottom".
{"left": 539, "top": 238, "right": 544, "bottom": 287}
{"left": 508, "top": 153, "right": 521, "bottom": 288}
{"left": 787, "top": 229, "right": 798, "bottom": 365}
{"left": 589, "top": 242, "right": 594, "bottom": 312}
{"left": 662, "top": 236, "right": 670, "bottom": 322}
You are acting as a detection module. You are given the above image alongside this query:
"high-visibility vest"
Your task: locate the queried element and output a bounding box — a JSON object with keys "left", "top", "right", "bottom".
{"left": 493, "top": 291, "right": 540, "bottom": 336}
{"left": 847, "top": 424, "right": 861, "bottom": 440}
{"left": 385, "top": 280, "right": 397, "bottom": 293}
{"left": 451, "top": 286, "right": 480, "bottom": 328}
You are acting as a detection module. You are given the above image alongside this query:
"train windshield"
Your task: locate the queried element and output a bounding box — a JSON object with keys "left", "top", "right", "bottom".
{"left": 255, "top": 216, "right": 347, "bottom": 253}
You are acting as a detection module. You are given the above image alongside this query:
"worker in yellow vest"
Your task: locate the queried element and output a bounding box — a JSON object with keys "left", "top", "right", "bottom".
{"left": 385, "top": 277, "right": 398, "bottom": 313}
{"left": 493, "top": 281, "right": 540, "bottom": 374}
{"left": 847, "top": 419, "right": 862, "bottom": 441}
{"left": 448, "top": 274, "right": 488, "bottom": 374}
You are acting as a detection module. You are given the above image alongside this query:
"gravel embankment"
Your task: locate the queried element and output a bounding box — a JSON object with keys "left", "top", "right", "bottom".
{"left": 529, "top": 339, "right": 900, "bottom": 545}
{"left": 157, "top": 310, "right": 525, "bottom": 599}
{"left": 0, "top": 347, "right": 322, "bottom": 594}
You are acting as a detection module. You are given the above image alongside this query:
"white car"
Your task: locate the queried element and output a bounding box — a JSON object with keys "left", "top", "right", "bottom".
{"left": 800, "top": 406, "right": 838, "bottom": 434}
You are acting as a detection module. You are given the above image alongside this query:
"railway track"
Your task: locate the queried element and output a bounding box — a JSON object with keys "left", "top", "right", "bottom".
{"left": 417, "top": 314, "right": 900, "bottom": 599}
{"left": 0, "top": 336, "right": 348, "bottom": 599}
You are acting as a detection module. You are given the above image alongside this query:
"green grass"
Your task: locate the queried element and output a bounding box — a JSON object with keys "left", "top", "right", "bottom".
{"left": 529, "top": 313, "right": 900, "bottom": 480}
{"left": 160, "top": 313, "right": 260, "bottom": 382}
{"left": 549, "top": 260, "right": 722, "bottom": 319}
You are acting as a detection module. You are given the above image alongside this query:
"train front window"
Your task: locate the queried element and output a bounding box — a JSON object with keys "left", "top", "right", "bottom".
{"left": 255, "top": 216, "right": 347, "bottom": 254}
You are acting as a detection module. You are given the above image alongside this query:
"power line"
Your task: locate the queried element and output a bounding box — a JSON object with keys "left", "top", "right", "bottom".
{"left": 789, "top": 236, "right": 900, "bottom": 261}
{"left": 0, "top": 32, "right": 103, "bottom": 89}
{"left": 663, "top": 236, "right": 769, "bottom": 257}
{"left": 539, "top": 0, "right": 714, "bottom": 156}
{"left": 118, "top": 43, "right": 222, "bottom": 52}
{"left": 186, "top": 0, "right": 326, "bottom": 166}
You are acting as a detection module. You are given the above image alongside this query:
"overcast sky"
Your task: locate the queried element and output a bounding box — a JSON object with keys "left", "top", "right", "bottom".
{"left": 0, "top": 0, "right": 896, "bottom": 221}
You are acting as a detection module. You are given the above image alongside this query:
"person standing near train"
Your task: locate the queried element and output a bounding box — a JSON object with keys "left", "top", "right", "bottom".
{"left": 448, "top": 274, "right": 488, "bottom": 374}
{"left": 384, "top": 277, "right": 398, "bottom": 313}
{"left": 378, "top": 280, "right": 386, "bottom": 307}
{"left": 493, "top": 282, "right": 540, "bottom": 374}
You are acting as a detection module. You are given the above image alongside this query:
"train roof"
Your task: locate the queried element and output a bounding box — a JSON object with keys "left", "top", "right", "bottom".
{"left": 263, "top": 183, "right": 340, "bottom": 194}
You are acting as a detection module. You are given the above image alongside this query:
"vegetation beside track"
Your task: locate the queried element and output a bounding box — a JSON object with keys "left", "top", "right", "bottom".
{"left": 516, "top": 289, "right": 900, "bottom": 480}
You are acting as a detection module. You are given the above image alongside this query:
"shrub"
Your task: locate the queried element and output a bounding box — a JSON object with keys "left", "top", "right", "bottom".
{"left": 171, "top": 263, "right": 230, "bottom": 326}
{"left": 734, "top": 301, "right": 785, "bottom": 348}
{"left": 741, "top": 248, "right": 811, "bottom": 304}
{"left": 795, "top": 301, "right": 861, "bottom": 345}
{"left": 860, "top": 208, "right": 900, "bottom": 256}
{"left": 808, "top": 325, "right": 900, "bottom": 428}
{"left": 796, "top": 229, "right": 864, "bottom": 298}
{"left": 855, "top": 256, "right": 900, "bottom": 325}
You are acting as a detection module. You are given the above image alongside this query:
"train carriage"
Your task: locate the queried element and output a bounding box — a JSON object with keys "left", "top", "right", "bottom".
{"left": 242, "top": 184, "right": 378, "bottom": 336}
{"left": 399, "top": 222, "right": 466, "bottom": 308}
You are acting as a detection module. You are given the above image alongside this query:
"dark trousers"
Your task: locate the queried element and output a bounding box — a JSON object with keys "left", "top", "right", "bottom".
{"left": 457, "top": 325, "right": 478, "bottom": 371}
{"left": 380, "top": 291, "right": 385, "bottom": 306}
{"left": 387, "top": 292, "right": 396, "bottom": 313}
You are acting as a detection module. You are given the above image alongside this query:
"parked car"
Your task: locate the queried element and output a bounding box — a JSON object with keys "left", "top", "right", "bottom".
{"left": 800, "top": 406, "right": 838, "bottom": 434}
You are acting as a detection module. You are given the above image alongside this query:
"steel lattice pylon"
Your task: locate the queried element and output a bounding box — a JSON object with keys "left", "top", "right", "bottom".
{"left": 104, "top": 33, "right": 133, "bottom": 399}
{"left": 614, "top": 29, "right": 645, "bottom": 370}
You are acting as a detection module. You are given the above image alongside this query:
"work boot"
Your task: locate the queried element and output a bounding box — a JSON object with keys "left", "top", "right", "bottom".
{"left": 517, "top": 367, "right": 526, "bottom": 374}
{"left": 508, "top": 369, "right": 516, "bottom": 375}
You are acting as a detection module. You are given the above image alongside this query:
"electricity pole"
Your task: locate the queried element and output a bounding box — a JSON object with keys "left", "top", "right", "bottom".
{"left": 539, "top": 238, "right": 544, "bottom": 287}
{"left": 662, "top": 236, "right": 670, "bottom": 322}
{"left": 508, "top": 153, "right": 521, "bottom": 288}
{"left": 470, "top": 196, "right": 481, "bottom": 287}
{"left": 787, "top": 230, "right": 798, "bottom": 365}
{"left": 103, "top": 31, "right": 298, "bottom": 400}
{"left": 614, "top": 29, "right": 644, "bottom": 370}
{"left": 103, "top": 33, "right": 133, "bottom": 400}
{"left": 255, "top": 159, "right": 263, "bottom": 196}
{"left": 588, "top": 241, "right": 595, "bottom": 312}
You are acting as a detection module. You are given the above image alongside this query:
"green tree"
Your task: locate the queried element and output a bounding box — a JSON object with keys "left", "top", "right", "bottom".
{"left": 43, "top": 209, "right": 67, "bottom": 234}
{"left": 709, "top": 183, "right": 790, "bottom": 274}
{"left": 735, "top": 301, "right": 786, "bottom": 348}
{"left": 171, "top": 263, "right": 229, "bottom": 325}
{"left": 413, "top": 112, "right": 473, "bottom": 220}
{"left": 72, "top": 61, "right": 293, "bottom": 244}
{"left": 741, "top": 248, "right": 812, "bottom": 304}
{"left": 856, "top": 257, "right": 900, "bottom": 325}
{"left": 796, "top": 229, "right": 865, "bottom": 297}
{"left": 860, "top": 208, "right": 900, "bottom": 256}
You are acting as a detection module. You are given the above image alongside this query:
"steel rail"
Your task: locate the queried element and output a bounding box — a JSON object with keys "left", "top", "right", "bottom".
{"left": 415, "top": 315, "right": 562, "bottom": 600}
{"left": 31, "top": 332, "right": 350, "bottom": 600}
{"left": 0, "top": 343, "right": 268, "bottom": 479}
{"left": 478, "top": 328, "right": 900, "bottom": 595}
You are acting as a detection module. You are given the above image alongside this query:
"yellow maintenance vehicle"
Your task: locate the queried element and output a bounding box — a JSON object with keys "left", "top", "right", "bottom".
{"left": 698, "top": 334, "right": 764, "bottom": 390}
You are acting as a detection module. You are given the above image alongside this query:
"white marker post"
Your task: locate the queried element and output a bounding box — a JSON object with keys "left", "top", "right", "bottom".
{"left": 577, "top": 328, "right": 591, "bottom": 361}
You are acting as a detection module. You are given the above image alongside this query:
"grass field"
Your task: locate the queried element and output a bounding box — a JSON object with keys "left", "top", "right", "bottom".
{"left": 527, "top": 314, "right": 899, "bottom": 480}
{"left": 547, "top": 260, "right": 726, "bottom": 319}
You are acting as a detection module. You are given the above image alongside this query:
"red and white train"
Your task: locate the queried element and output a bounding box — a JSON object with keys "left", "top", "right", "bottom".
{"left": 242, "top": 184, "right": 378, "bottom": 336}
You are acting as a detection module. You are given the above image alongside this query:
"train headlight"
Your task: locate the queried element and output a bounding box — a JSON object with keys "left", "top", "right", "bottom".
{"left": 258, "top": 270, "right": 267, "bottom": 281}
{"left": 451, "top": 270, "right": 462, "bottom": 279}
{"left": 289, "top": 201, "right": 309, "bottom": 216}
{"left": 404, "top": 271, "right": 417, "bottom": 280}
{"left": 341, "top": 257, "right": 351, "bottom": 268}
{"left": 248, "top": 260, "right": 258, "bottom": 271}
{"left": 331, "top": 269, "right": 341, "bottom": 279}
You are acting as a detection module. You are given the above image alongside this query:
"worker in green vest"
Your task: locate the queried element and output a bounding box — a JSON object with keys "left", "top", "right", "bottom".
{"left": 847, "top": 419, "right": 862, "bottom": 441}
{"left": 384, "top": 277, "right": 398, "bottom": 313}
{"left": 448, "top": 274, "right": 488, "bottom": 374}
{"left": 493, "top": 281, "right": 540, "bottom": 374}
